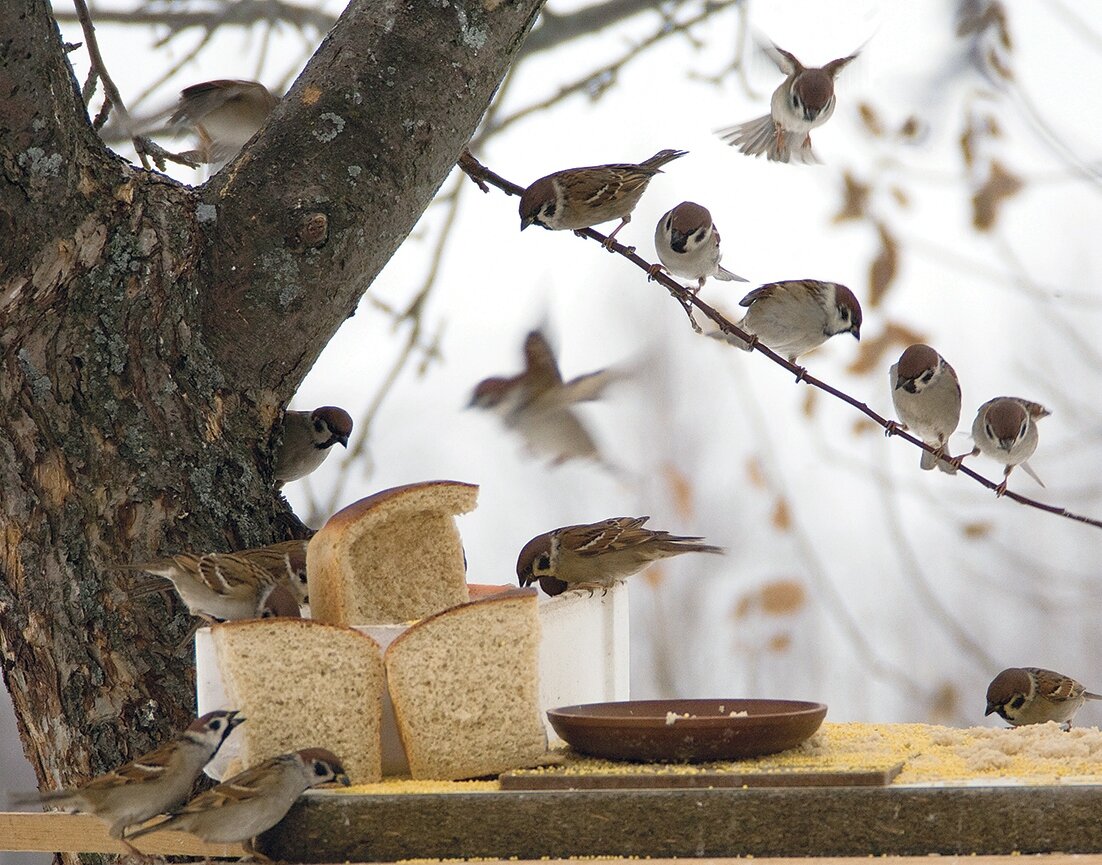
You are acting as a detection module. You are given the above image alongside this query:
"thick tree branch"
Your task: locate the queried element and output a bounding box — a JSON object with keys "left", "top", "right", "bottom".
{"left": 198, "top": 0, "right": 545, "bottom": 397}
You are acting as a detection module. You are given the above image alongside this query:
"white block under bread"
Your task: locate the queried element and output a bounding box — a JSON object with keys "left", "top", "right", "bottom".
{"left": 385, "top": 588, "right": 548, "bottom": 780}
{"left": 212, "top": 618, "right": 384, "bottom": 784}
{"left": 307, "top": 480, "right": 477, "bottom": 625}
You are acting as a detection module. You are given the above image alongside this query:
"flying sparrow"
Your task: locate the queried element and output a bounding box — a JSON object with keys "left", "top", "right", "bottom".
{"left": 718, "top": 45, "right": 857, "bottom": 164}
{"left": 274, "top": 406, "right": 353, "bottom": 484}
{"left": 517, "top": 516, "right": 724, "bottom": 593}
{"left": 126, "top": 545, "right": 305, "bottom": 623}
{"left": 969, "top": 396, "right": 1049, "bottom": 496}
{"left": 469, "top": 329, "right": 623, "bottom": 468}
{"left": 985, "top": 667, "right": 1102, "bottom": 730}
{"left": 519, "top": 149, "right": 688, "bottom": 249}
{"left": 13, "top": 711, "right": 244, "bottom": 856}
{"left": 128, "top": 748, "right": 349, "bottom": 857}
{"left": 715, "top": 279, "right": 862, "bottom": 363}
{"left": 889, "top": 344, "right": 962, "bottom": 472}
{"left": 169, "top": 79, "right": 278, "bottom": 168}
{"left": 652, "top": 201, "right": 748, "bottom": 292}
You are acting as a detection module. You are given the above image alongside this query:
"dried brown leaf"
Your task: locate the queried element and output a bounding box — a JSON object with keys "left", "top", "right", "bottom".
{"left": 846, "top": 321, "right": 928, "bottom": 376}
{"left": 731, "top": 593, "right": 754, "bottom": 620}
{"left": 802, "top": 388, "right": 817, "bottom": 418}
{"left": 972, "top": 160, "right": 1024, "bottom": 231}
{"left": 745, "top": 456, "right": 767, "bottom": 489}
{"left": 868, "top": 221, "right": 899, "bottom": 307}
{"left": 771, "top": 497, "right": 791, "bottom": 532}
{"left": 889, "top": 186, "right": 910, "bottom": 208}
{"left": 962, "top": 521, "right": 993, "bottom": 539}
{"left": 760, "top": 579, "right": 807, "bottom": 615}
{"left": 898, "top": 116, "right": 923, "bottom": 141}
{"left": 832, "top": 171, "right": 871, "bottom": 223}
{"left": 767, "top": 633, "right": 793, "bottom": 653}
{"left": 928, "top": 681, "right": 960, "bottom": 724}
{"left": 663, "top": 462, "right": 695, "bottom": 523}
{"left": 852, "top": 417, "right": 878, "bottom": 437}
{"left": 857, "top": 102, "right": 883, "bottom": 137}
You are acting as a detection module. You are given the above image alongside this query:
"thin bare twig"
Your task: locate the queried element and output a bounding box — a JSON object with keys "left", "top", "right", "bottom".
{"left": 458, "top": 150, "right": 1102, "bottom": 532}
{"left": 70, "top": 0, "right": 151, "bottom": 168}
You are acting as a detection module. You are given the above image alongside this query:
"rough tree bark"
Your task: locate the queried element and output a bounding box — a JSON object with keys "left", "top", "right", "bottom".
{"left": 0, "top": 0, "right": 543, "bottom": 831}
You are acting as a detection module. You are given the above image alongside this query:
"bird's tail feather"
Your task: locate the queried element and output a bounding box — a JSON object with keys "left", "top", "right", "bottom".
{"left": 715, "top": 264, "right": 749, "bottom": 283}
{"left": 640, "top": 149, "right": 689, "bottom": 170}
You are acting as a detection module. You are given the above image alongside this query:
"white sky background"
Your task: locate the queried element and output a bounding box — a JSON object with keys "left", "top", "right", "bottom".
{"left": 4, "top": 0, "right": 1102, "bottom": 837}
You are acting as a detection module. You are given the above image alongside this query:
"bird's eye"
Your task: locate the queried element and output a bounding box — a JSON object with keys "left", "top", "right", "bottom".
{"left": 314, "top": 761, "right": 328, "bottom": 776}
{"left": 536, "top": 553, "right": 552, "bottom": 573}
{"left": 1010, "top": 696, "right": 1026, "bottom": 709}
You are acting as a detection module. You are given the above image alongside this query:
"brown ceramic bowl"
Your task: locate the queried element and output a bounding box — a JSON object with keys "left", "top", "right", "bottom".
{"left": 547, "top": 699, "right": 827, "bottom": 763}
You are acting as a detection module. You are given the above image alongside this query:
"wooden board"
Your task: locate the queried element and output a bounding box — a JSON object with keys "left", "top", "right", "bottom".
{"left": 499, "top": 762, "right": 904, "bottom": 790}
{"left": 0, "top": 811, "right": 245, "bottom": 855}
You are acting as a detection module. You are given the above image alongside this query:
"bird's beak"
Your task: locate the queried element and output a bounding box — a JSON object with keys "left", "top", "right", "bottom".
{"left": 851, "top": 328, "right": 861, "bottom": 341}
{"left": 336, "top": 773, "right": 351, "bottom": 786}
{"left": 337, "top": 435, "right": 349, "bottom": 448}
{"left": 520, "top": 217, "right": 532, "bottom": 231}
{"left": 984, "top": 703, "right": 996, "bottom": 716}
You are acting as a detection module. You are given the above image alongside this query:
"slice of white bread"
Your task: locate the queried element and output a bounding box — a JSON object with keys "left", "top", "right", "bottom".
{"left": 307, "top": 480, "right": 478, "bottom": 625}
{"left": 385, "top": 588, "right": 547, "bottom": 780}
{"left": 212, "top": 618, "right": 384, "bottom": 783}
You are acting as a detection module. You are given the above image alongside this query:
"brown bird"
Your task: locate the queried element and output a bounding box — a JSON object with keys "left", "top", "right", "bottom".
{"left": 12, "top": 711, "right": 244, "bottom": 856}
{"left": 517, "top": 516, "right": 723, "bottom": 594}
{"left": 519, "top": 149, "right": 688, "bottom": 249}
{"left": 718, "top": 45, "right": 857, "bottom": 163}
{"left": 469, "top": 329, "right": 623, "bottom": 467}
{"left": 128, "top": 748, "right": 349, "bottom": 857}
{"left": 274, "top": 406, "right": 353, "bottom": 484}
{"left": 986, "top": 667, "right": 1102, "bottom": 730}
{"left": 169, "top": 79, "right": 278, "bottom": 167}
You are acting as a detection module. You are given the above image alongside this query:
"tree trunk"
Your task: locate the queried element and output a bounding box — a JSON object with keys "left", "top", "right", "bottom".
{"left": 0, "top": 0, "right": 542, "bottom": 829}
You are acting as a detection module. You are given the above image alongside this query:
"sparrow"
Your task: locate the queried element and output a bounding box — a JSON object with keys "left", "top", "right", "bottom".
{"left": 889, "top": 344, "right": 962, "bottom": 472}
{"left": 233, "top": 539, "right": 310, "bottom": 604}
{"left": 259, "top": 582, "right": 304, "bottom": 619}
{"left": 969, "top": 396, "right": 1049, "bottom": 496}
{"left": 519, "top": 149, "right": 688, "bottom": 249}
{"left": 517, "top": 516, "right": 724, "bottom": 593}
{"left": 718, "top": 45, "right": 857, "bottom": 164}
{"left": 129, "top": 748, "right": 349, "bottom": 856}
{"left": 469, "top": 329, "right": 623, "bottom": 467}
{"left": 985, "top": 667, "right": 1102, "bottom": 730}
{"left": 652, "top": 202, "right": 748, "bottom": 292}
{"left": 717, "top": 279, "right": 862, "bottom": 363}
{"left": 273, "top": 406, "right": 353, "bottom": 484}
{"left": 13, "top": 711, "right": 244, "bottom": 855}
{"left": 126, "top": 543, "right": 307, "bottom": 623}
{"left": 169, "top": 79, "right": 278, "bottom": 167}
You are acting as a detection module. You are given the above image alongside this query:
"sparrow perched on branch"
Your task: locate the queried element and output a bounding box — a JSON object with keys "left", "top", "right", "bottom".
{"left": 469, "top": 329, "right": 623, "bottom": 468}
{"left": 718, "top": 45, "right": 857, "bottom": 164}
{"left": 985, "top": 667, "right": 1102, "bottom": 730}
{"left": 652, "top": 202, "right": 748, "bottom": 292}
{"left": 169, "top": 79, "right": 278, "bottom": 168}
{"left": 274, "top": 406, "right": 353, "bottom": 484}
{"left": 969, "top": 396, "right": 1049, "bottom": 496}
{"left": 128, "top": 748, "right": 349, "bottom": 856}
{"left": 716, "top": 279, "right": 862, "bottom": 363}
{"left": 519, "top": 149, "right": 688, "bottom": 249}
{"left": 13, "top": 711, "right": 244, "bottom": 855}
{"left": 126, "top": 541, "right": 308, "bottom": 623}
{"left": 517, "top": 516, "right": 724, "bottom": 594}
{"left": 890, "top": 344, "right": 962, "bottom": 472}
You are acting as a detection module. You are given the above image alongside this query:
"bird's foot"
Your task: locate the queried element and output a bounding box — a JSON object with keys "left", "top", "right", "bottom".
{"left": 884, "top": 420, "right": 903, "bottom": 438}
{"left": 647, "top": 263, "right": 667, "bottom": 281}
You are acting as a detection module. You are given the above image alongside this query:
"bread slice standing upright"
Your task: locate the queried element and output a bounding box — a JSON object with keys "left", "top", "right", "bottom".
{"left": 212, "top": 618, "right": 384, "bottom": 784}
{"left": 385, "top": 588, "right": 547, "bottom": 780}
{"left": 307, "top": 480, "right": 478, "bottom": 625}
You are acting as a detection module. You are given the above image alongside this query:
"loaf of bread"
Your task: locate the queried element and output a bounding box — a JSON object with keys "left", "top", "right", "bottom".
{"left": 307, "top": 480, "right": 478, "bottom": 625}
{"left": 385, "top": 588, "right": 547, "bottom": 780}
{"left": 212, "top": 618, "right": 384, "bottom": 784}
